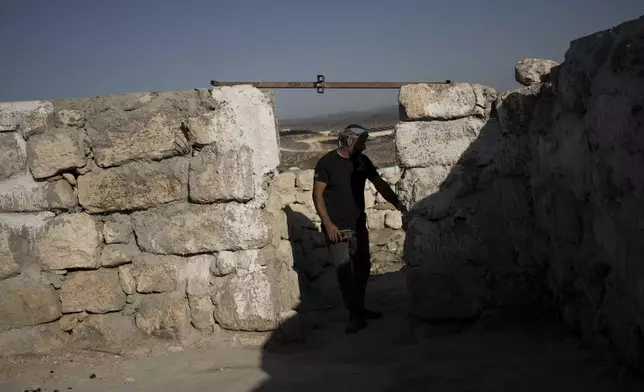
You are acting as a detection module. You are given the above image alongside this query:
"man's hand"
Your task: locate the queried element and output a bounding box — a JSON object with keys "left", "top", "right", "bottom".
{"left": 324, "top": 219, "right": 342, "bottom": 243}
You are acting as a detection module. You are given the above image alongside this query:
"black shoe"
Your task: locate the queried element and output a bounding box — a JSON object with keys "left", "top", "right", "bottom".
{"left": 345, "top": 313, "right": 367, "bottom": 334}
{"left": 363, "top": 308, "right": 382, "bottom": 320}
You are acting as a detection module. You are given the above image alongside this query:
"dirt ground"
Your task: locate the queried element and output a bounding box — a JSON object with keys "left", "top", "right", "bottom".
{"left": 1, "top": 271, "right": 642, "bottom": 392}
{"left": 279, "top": 132, "right": 397, "bottom": 170}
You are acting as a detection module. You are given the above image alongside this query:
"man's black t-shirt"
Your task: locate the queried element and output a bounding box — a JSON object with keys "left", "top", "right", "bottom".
{"left": 314, "top": 150, "right": 379, "bottom": 230}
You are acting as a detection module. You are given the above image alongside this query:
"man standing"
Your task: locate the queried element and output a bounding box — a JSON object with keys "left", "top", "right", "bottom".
{"left": 312, "top": 124, "right": 407, "bottom": 333}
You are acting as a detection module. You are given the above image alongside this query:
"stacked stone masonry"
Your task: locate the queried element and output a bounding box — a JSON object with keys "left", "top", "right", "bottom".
{"left": 0, "top": 85, "right": 296, "bottom": 355}
{"left": 396, "top": 15, "right": 644, "bottom": 372}
{"left": 1, "top": 15, "right": 643, "bottom": 374}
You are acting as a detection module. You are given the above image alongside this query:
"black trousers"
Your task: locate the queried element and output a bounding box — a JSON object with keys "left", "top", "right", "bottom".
{"left": 327, "top": 225, "right": 371, "bottom": 314}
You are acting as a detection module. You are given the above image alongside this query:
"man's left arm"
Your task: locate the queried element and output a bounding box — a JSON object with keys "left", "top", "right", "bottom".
{"left": 363, "top": 156, "right": 407, "bottom": 213}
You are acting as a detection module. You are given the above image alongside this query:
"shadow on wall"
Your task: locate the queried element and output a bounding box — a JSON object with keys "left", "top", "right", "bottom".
{"left": 400, "top": 93, "right": 555, "bottom": 324}
{"left": 245, "top": 84, "right": 644, "bottom": 390}
{"left": 248, "top": 87, "right": 563, "bottom": 390}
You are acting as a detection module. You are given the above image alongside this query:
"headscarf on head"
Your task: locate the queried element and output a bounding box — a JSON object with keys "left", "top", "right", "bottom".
{"left": 338, "top": 124, "right": 368, "bottom": 147}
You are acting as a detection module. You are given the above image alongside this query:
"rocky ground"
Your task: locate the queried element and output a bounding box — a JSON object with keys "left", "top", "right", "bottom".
{"left": 1, "top": 271, "right": 642, "bottom": 392}
{"left": 279, "top": 132, "right": 397, "bottom": 170}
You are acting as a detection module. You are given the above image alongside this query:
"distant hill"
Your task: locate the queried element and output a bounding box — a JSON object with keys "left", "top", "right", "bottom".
{"left": 277, "top": 105, "right": 399, "bottom": 133}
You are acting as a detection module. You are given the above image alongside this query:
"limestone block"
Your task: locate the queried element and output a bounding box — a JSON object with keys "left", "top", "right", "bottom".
{"left": 267, "top": 259, "right": 300, "bottom": 313}
{"left": 296, "top": 169, "right": 314, "bottom": 191}
{"left": 131, "top": 254, "right": 181, "bottom": 294}
{"left": 132, "top": 202, "right": 271, "bottom": 255}
{"left": 399, "top": 83, "right": 477, "bottom": 120}
{"left": 212, "top": 266, "right": 278, "bottom": 331}
{"left": 365, "top": 189, "right": 375, "bottom": 209}
{"left": 86, "top": 112, "right": 190, "bottom": 168}
{"left": 188, "top": 295, "right": 215, "bottom": 331}
{"left": 118, "top": 265, "right": 136, "bottom": 295}
{"left": 0, "top": 175, "right": 77, "bottom": 212}
{"left": 72, "top": 313, "right": 139, "bottom": 353}
{"left": 26, "top": 127, "right": 86, "bottom": 179}
{"left": 78, "top": 157, "right": 189, "bottom": 213}
{"left": 515, "top": 58, "right": 559, "bottom": 86}
{"left": 495, "top": 84, "right": 541, "bottom": 135}
{"left": 60, "top": 269, "right": 126, "bottom": 314}
{"left": 102, "top": 213, "right": 133, "bottom": 244}
{"left": 367, "top": 210, "right": 386, "bottom": 230}
{"left": 0, "top": 223, "right": 22, "bottom": 280}
{"left": 0, "top": 275, "right": 62, "bottom": 330}
{"left": 0, "top": 101, "right": 53, "bottom": 137}
{"left": 57, "top": 109, "right": 85, "bottom": 127}
{"left": 211, "top": 253, "right": 235, "bottom": 276}
{"left": 202, "top": 86, "right": 280, "bottom": 178}
{"left": 472, "top": 84, "right": 498, "bottom": 118}
{"left": 0, "top": 212, "right": 53, "bottom": 268}
{"left": 100, "top": 242, "right": 140, "bottom": 267}
{"left": 394, "top": 117, "right": 486, "bottom": 168}
{"left": 396, "top": 166, "right": 452, "bottom": 210}
{"left": 385, "top": 211, "right": 403, "bottom": 229}
{"left": 189, "top": 144, "right": 254, "bottom": 203}
{"left": 135, "top": 293, "right": 192, "bottom": 340}
{"left": 274, "top": 171, "right": 296, "bottom": 191}
{"left": 35, "top": 212, "right": 101, "bottom": 270}
{"left": 0, "top": 132, "right": 27, "bottom": 181}
{"left": 276, "top": 240, "right": 295, "bottom": 268}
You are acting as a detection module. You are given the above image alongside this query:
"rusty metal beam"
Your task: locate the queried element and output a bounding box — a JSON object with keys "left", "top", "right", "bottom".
{"left": 210, "top": 81, "right": 449, "bottom": 88}
{"left": 210, "top": 75, "right": 452, "bottom": 93}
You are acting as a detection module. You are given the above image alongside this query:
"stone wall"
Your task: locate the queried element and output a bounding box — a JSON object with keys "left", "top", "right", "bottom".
{"left": 396, "top": 81, "right": 549, "bottom": 321}
{"left": 527, "top": 16, "right": 644, "bottom": 370}
{"left": 267, "top": 166, "right": 405, "bottom": 309}
{"left": 0, "top": 86, "right": 299, "bottom": 354}
{"left": 397, "top": 15, "right": 644, "bottom": 371}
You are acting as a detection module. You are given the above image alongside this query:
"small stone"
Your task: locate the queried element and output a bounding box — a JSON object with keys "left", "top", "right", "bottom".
{"left": 0, "top": 132, "right": 27, "bottom": 181}
{"left": 62, "top": 173, "right": 77, "bottom": 186}
{"left": 102, "top": 213, "right": 133, "bottom": 244}
{"left": 57, "top": 109, "right": 85, "bottom": 127}
{"left": 295, "top": 170, "right": 314, "bottom": 191}
{"left": 90, "top": 373, "right": 96, "bottom": 379}
{"left": 59, "top": 269, "right": 126, "bottom": 314}
{"left": 367, "top": 210, "right": 386, "bottom": 230}
{"left": 134, "top": 263, "right": 177, "bottom": 294}
{"left": 100, "top": 242, "right": 139, "bottom": 267}
{"left": 385, "top": 211, "right": 403, "bottom": 229}
{"left": 119, "top": 265, "right": 136, "bottom": 295}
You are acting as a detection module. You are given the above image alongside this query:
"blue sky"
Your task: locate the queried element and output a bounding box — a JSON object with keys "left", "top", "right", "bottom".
{"left": 1, "top": 0, "right": 642, "bottom": 119}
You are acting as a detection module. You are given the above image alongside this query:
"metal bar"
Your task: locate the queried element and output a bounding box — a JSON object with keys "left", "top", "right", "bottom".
{"left": 210, "top": 80, "right": 450, "bottom": 89}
